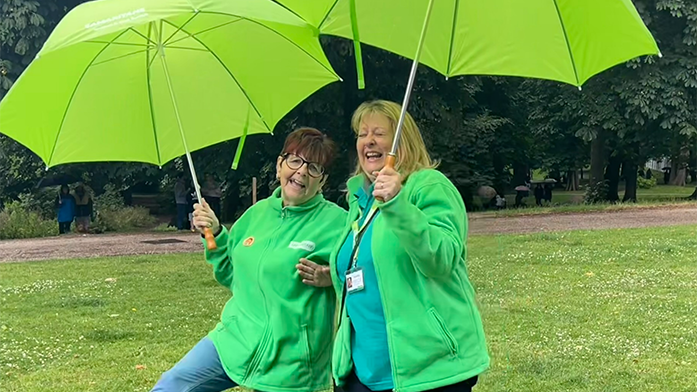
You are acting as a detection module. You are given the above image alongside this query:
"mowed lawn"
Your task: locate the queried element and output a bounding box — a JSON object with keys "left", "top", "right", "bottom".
{"left": 1, "top": 225, "right": 696, "bottom": 391}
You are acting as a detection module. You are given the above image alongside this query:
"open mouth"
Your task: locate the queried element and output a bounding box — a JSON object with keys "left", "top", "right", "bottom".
{"left": 365, "top": 151, "right": 383, "bottom": 163}
{"left": 288, "top": 178, "right": 306, "bottom": 189}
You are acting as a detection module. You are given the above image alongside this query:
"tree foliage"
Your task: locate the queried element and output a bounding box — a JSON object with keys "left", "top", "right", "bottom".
{"left": 1, "top": 0, "right": 695, "bottom": 216}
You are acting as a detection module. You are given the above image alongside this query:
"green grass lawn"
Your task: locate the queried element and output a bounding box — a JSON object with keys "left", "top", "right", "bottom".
{"left": 1, "top": 226, "right": 696, "bottom": 391}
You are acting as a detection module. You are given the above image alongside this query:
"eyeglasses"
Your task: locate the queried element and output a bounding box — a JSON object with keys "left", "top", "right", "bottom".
{"left": 282, "top": 153, "right": 325, "bottom": 178}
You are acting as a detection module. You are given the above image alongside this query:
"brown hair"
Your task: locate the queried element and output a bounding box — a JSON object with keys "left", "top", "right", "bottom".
{"left": 281, "top": 127, "right": 337, "bottom": 169}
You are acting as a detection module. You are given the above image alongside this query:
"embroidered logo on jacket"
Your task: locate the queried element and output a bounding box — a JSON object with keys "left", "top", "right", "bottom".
{"left": 243, "top": 237, "right": 255, "bottom": 247}
{"left": 288, "top": 241, "right": 316, "bottom": 252}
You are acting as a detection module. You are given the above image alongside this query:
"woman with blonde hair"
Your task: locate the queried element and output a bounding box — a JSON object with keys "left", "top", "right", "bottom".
{"left": 328, "top": 100, "right": 488, "bottom": 391}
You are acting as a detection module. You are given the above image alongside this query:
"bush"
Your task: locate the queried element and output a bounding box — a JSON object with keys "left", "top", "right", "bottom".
{"left": 152, "top": 222, "right": 178, "bottom": 232}
{"left": 94, "top": 184, "right": 125, "bottom": 211}
{"left": 16, "top": 190, "right": 60, "bottom": 220}
{"left": 92, "top": 206, "right": 156, "bottom": 233}
{"left": 584, "top": 180, "right": 609, "bottom": 204}
{"left": 91, "top": 186, "right": 156, "bottom": 233}
{"left": 0, "top": 202, "right": 57, "bottom": 240}
{"left": 637, "top": 176, "right": 657, "bottom": 189}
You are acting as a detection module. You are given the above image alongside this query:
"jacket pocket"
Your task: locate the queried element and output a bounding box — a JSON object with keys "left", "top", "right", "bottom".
{"left": 332, "top": 314, "right": 353, "bottom": 384}
{"left": 300, "top": 324, "right": 313, "bottom": 380}
{"left": 428, "top": 308, "right": 458, "bottom": 356}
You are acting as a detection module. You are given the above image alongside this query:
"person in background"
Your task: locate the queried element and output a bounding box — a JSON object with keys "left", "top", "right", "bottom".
{"left": 174, "top": 173, "right": 189, "bottom": 230}
{"left": 202, "top": 173, "right": 223, "bottom": 219}
{"left": 495, "top": 194, "right": 506, "bottom": 210}
{"left": 534, "top": 184, "right": 544, "bottom": 207}
{"left": 543, "top": 183, "right": 553, "bottom": 204}
{"left": 74, "top": 183, "right": 92, "bottom": 233}
{"left": 55, "top": 184, "right": 76, "bottom": 234}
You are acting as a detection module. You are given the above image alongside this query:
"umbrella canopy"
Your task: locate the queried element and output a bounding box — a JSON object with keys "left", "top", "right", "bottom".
{"left": 36, "top": 173, "right": 82, "bottom": 189}
{"left": 0, "top": 0, "right": 340, "bottom": 168}
{"left": 277, "top": 0, "right": 660, "bottom": 87}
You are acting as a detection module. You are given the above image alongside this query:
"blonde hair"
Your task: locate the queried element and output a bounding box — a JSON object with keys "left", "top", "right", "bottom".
{"left": 351, "top": 100, "right": 438, "bottom": 180}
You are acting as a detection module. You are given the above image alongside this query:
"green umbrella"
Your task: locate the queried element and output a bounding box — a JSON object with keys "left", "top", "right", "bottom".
{"left": 276, "top": 0, "right": 660, "bottom": 168}
{"left": 0, "top": 0, "right": 340, "bottom": 247}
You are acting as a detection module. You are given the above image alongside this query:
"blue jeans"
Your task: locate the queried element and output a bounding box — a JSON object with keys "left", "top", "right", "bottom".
{"left": 151, "top": 337, "right": 238, "bottom": 392}
{"left": 176, "top": 203, "right": 188, "bottom": 230}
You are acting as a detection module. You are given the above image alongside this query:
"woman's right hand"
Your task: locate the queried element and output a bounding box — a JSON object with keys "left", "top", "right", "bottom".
{"left": 192, "top": 198, "right": 220, "bottom": 235}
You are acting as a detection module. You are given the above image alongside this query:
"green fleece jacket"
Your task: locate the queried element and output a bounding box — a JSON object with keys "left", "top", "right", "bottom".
{"left": 204, "top": 188, "right": 346, "bottom": 392}
{"left": 329, "top": 169, "right": 490, "bottom": 392}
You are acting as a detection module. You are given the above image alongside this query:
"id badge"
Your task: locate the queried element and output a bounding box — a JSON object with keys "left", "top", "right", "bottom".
{"left": 345, "top": 267, "right": 365, "bottom": 294}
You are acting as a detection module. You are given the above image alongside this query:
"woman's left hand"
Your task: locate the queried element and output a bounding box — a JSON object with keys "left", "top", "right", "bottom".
{"left": 296, "top": 258, "right": 332, "bottom": 287}
{"left": 373, "top": 166, "right": 402, "bottom": 202}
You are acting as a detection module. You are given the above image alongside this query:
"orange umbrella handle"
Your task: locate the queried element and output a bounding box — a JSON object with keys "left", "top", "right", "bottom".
{"left": 203, "top": 227, "right": 217, "bottom": 250}
{"left": 384, "top": 154, "right": 396, "bottom": 170}
{"left": 376, "top": 155, "right": 397, "bottom": 203}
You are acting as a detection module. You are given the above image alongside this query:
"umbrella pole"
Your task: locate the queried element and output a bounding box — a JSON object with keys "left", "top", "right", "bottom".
{"left": 386, "top": 0, "right": 435, "bottom": 170}
{"left": 160, "top": 52, "right": 217, "bottom": 250}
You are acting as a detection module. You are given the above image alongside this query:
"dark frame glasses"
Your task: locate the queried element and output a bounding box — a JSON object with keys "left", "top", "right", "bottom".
{"left": 282, "top": 153, "right": 325, "bottom": 178}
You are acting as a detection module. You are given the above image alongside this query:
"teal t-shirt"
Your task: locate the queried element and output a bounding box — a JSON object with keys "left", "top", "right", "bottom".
{"left": 336, "top": 185, "right": 393, "bottom": 390}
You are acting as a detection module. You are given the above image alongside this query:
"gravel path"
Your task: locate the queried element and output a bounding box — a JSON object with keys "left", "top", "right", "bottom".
{"left": 1, "top": 206, "right": 696, "bottom": 263}
{"left": 0, "top": 232, "right": 203, "bottom": 263}
{"left": 467, "top": 205, "right": 697, "bottom": 235}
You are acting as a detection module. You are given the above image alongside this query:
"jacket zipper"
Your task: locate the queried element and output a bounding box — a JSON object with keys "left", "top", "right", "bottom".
{"left": 242, "top": 207, "right": 287, "bottom": 384}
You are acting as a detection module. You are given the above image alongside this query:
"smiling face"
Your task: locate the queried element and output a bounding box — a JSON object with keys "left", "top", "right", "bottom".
{"left": 276, "top": 153, "right": 326, "bottom": 206}
{"left": 356, "top": 112, "right": 394, "bottom": 183}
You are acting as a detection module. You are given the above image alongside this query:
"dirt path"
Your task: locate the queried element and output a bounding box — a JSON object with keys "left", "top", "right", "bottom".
{"left": 1, "top": 206, "right": 696, "bottom": 263}
{"left": 468, "top": 205, "right": 697, "bottom": 235}
{"left": 0, "top": 232, "right": 203, "bottom": 263}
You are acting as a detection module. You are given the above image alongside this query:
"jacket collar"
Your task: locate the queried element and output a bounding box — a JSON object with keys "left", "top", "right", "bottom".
{"left": 347, "top": 174, "right": 377, "bottom": 210}
{"left": 269, "top": 186, "right": 324, "bottom": 214}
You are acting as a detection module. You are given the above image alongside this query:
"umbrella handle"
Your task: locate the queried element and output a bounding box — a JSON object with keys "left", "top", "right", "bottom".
{"left": 384, "top": 154, "right": 396, "bottom": 170}
{"left": 375, "top": 154, "right": 397, "bottom": 203}
{"left": 203, "top": 227, "right": 217, "bottom": 251}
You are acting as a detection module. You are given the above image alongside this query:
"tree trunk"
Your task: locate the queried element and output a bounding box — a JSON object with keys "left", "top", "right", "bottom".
{"left": 565, "top": 170, "right": 579, "bottom": 191}
{"left": 670, "top": 149, "right": 690, "bottom": 186}
{"left": 622, "top": 162, "right": 638, "bottom": 203}
{"left": 670, "top": 157, "right": 687, "bottom": 186}
{"left": 590, "top": 130, "right": 606, "bottom": 187}
{"left": 670, "top": 168, "right": 687, "bottom": 186}
{"left": 605, "top": 155, "right": 622, "bottom": 202}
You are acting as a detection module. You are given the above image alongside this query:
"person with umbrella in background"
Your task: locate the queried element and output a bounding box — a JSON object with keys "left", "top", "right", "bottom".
{"left": 534, "top": 184, "right": 544, "bottom": 207}
{"left": 514, "top": 185, "right": 530, "bottom": 208}
{"left": 55, "top": 184, "right": 76, "bottom": 234}
{"left": 301, "top": 100, "right": 489, "bottom": 392}
{"left": 544, "top": 183, "right": 554, "bottom": 204}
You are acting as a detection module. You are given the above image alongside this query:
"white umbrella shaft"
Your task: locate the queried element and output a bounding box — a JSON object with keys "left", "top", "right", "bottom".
{"left": 160, "top": 51, "right": 203, "bottom": 203}
{"left": 390, "top": 0, "right": 435, "bottom": 158}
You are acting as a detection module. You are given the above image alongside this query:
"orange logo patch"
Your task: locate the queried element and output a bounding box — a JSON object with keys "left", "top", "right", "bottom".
{"left": 243, "top": 237, "right": 255, "bottom": 247}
